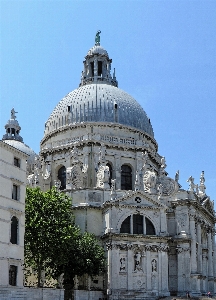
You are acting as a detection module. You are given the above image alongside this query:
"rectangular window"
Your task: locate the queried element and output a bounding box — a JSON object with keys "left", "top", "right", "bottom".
{"left": 14, "top": 157, "right": 20, "bottom": 168}
{"left": 12, "top": 184, "right": 18, "bottom": 200}
{"left": 9, "top": 265, "right": 17, "bottom": 286}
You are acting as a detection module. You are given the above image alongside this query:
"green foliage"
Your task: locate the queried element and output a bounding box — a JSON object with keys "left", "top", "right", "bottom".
{"left": 25, "top": 187, "right": 106, "bottom": 287}
{"left": 62, "top": 232, "right": 106, "bottom": 283}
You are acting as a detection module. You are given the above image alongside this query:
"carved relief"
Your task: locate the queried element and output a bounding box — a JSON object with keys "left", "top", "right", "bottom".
{"left": 120, "top": 256, "right": 126, "bottom": 272}
{"left": 152, "top": 259, "right": 157, "bottom": 272}
{"left": 134, "top": 251, "right": 142, "bottom": 272}
{"left": 157, "top": 176, "right": 179, "bottom": 196}
{"left": 143, "top": 170, "right": 157, "bottom": 194}
{"left": 66, "top": 164, "right": 83, "bottom": 189}
{"left": 43, "top": 163, "right": 51, "bottom": 180}
{"left": 96, "top": 164, "right": 110, "bottom": 189}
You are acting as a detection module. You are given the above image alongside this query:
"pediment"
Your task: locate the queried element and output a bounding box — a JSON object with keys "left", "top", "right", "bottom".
{"left": 201, "top": 196, "right": 215, "bottom": 215}
{"left": 110, "top": 190, "right": 168, "bottom": 209}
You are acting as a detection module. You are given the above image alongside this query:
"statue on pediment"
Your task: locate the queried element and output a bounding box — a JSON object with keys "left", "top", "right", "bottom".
{"left": 96, "top": 164, "right": 110, "bottom": 189}
{"left": 143, "top": 170, "right": 157, "bottom": 194}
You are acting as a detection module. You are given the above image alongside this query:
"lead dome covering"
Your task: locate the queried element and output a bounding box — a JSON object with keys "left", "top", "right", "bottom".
{"left": 44, "top": 42, "right": 154, "bottom": 137}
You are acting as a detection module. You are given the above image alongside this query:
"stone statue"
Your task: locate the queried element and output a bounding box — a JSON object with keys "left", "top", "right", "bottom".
{"left": 120, "top": 257, "right": 126, "bottom": 271}
{"left": 11, "top": 108, "right": 17, "bottom": 120}
{"left": 187, "top": 176, "right": 196, "bottom": 192}
{"left": 57, "top": 273, "right": 64, "bottom": 289}
{"left": 71, "top": 146, "right": 79, "bottom": 162}
{"left": 199, "top": 171, "right": 206, "bottom": 194}
{"left": 175, "top": 170, "right": 179, "bottom": 182}
{"left": 43, "top": 163, "right": 51, "bottom": 180}
{"left": 99, "top": 143, "right": 106, "bottom": 163}
{"left": 161, "top": 156, "right": 167, "bottom": 169}
{"left": 73, "top": 275, "right": 79, "bottom": 290}
{"left": 95, "top": 30, "right": 101, "bottom": 45}
{"left": 96, "top": 164, "right": 110, "bottom": 189}
{"left": 66, "top": 165, "right": 83, "bottom": 189}
{"left": 111, "top": 179, "right": 116, "bottom": 191}
{"left": 40, "top": 270, "right": 46, "bottom": 287}
{"left": 143, "top": 170, "right": 157, "bottom": 194}
{"left": 152, "top": 259, "right": 157, "bottom": 272}
{"left": 135, "top": 170, "right": 141, "bottom": 190}
{"left": 134, "top": 252, "right": 142, "bottom": 271}
{"left": 54, "top": 179, "right": 61, "bottom": 190}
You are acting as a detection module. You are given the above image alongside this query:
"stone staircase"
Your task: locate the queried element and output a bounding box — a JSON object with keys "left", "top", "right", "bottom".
{"left": 159, "top": 297, "right": 216, "bottom": 300}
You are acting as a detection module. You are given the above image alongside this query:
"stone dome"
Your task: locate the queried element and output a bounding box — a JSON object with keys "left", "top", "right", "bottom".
{"left": 87, "top": 45, "right": 109, "bottom": 57}
{"left": 44, "top": 83, "right": 154, "bottom": 137}
{"left": 44, "top": 36, "right": 154, "bottom": 138}
{"left": 2, "top": 108, "right": 38, "bottom": 172}
{"left": 3, "top": 140, "right": 37, "bottom": 166}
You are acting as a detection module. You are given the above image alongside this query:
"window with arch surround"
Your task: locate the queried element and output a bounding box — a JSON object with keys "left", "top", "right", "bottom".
{"left": 120, "top": 214, "right": 155, "bottom": 235}
{"left": 58, "top": 166, "right": 66, "bottom": 190}
{"left": 121, "top": 165, "right": 132, "bottom": 190}
{"left": 10, "top": 216, "right": 18, "bottom": 244}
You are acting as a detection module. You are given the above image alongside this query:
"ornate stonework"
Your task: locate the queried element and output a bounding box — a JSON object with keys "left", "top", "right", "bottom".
{"left": 24, "top": 37, "right": 215, "bottom": 299}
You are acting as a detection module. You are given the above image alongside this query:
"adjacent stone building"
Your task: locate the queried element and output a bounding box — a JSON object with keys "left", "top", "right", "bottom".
{"left": 0, "top": 139, "right": 27, "bottom": 288}
{"left": 0, "top": 111, "right": 64, "bottom": 300}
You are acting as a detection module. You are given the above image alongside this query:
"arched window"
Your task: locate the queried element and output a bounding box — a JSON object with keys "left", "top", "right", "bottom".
{"left": 121, "top": 165, "right": 132, "bottom": 190}
{"left": 120, "top": 216, "right": 131, "bottom": 233}
{"left": 119, "top": 215, "right": 155, "bottom": 235}
{"left": 11, "top": 216, "right": 18, "bottom": 244}
{"left": 133, "top": 214, "right": 143, "bottom": 234}
{"left": 58, "top": 166, "right": 66, "bottom": 190}
{"left": 146, "top": 218, "right": 155, "bottom": 235}
{"left": 106, "top": 163, "right": 112, "bottom": 188}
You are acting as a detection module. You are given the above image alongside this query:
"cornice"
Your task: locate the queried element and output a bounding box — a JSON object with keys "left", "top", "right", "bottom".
{"left": 40, "top": 122, "right": 158, "bottom": 150}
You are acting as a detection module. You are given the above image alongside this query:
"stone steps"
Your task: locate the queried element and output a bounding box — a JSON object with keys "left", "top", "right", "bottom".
{"left": 159, "top": 297, "right": 216, "bottom": 300}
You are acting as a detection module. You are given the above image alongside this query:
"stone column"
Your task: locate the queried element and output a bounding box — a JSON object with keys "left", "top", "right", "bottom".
{"left": 189, "top": 210, "right": 197, "bottom": 274}
{"left": 177, "top": 245, "right": 190, "bottom": 296}
{"left": 208, "top": 231, "right": 213, "bottom": 276}
{"left": 111, "top": 244, "right": 119, "bottom": 291}
{"left": 106, "top": 242, "right": 112, "bottom": 296}
{"left": 197, "top": 222, "right": 202, "bottom": 274}
{"left": 202, "top": 250, "right": 208, "bottom": 294}
{"left": 115, "top": 154, "right": 121, "bottom": 190}
{"left": 189, "top": 212, "right": 201, "bottom": 295}
{"left": 160, "top": 248, "right": 169, "bottom": 295}
{"left": 127, "top": 245, "right": 133, "bottom": 290}
{"left": 208, "top": 230, "right": 214, "bottom": 292}
{"left": 94, "top": 57, "right": 98, "bottom": 79}
{"left": 146, "top": 247, "right": 151, "bottom": 292}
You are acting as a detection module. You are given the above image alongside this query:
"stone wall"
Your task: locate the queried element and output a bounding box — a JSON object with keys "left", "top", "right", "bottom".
{"left": 73, "top": 290, "right": 104, "bottom": 300}
{"left": 0, "top": 287, "right": 64, "bottom": 300}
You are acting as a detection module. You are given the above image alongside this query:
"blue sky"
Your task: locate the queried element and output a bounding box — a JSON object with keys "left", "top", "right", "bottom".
{"left": 0, "top": 0, "right": 216, "bottom": 202}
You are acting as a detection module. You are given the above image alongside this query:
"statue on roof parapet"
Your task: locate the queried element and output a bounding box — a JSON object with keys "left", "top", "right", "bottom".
{"left": 11, "top": 108, "right": 17, "bottom": 120}
{"left": 95, "top": 30, "right": 101, "bottom": 46}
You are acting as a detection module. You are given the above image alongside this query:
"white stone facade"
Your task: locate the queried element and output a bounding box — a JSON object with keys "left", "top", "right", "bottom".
{"left": 0, "top": 141, "right": 28, "bottom": 287}
{"left": 27, "top": 36, "right": 215, "bottom": 299}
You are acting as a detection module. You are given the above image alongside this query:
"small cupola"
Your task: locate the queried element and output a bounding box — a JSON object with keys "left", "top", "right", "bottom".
{"left": 79, "top": 31, "right": 118, "bottom": 87}
{"left": 2, "top": 108, "right": 23, "bottom": 142}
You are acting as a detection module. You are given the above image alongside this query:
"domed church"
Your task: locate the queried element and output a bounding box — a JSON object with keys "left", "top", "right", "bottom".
{"left": 30, "top": 32, "right": 215, "bottom": 299}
